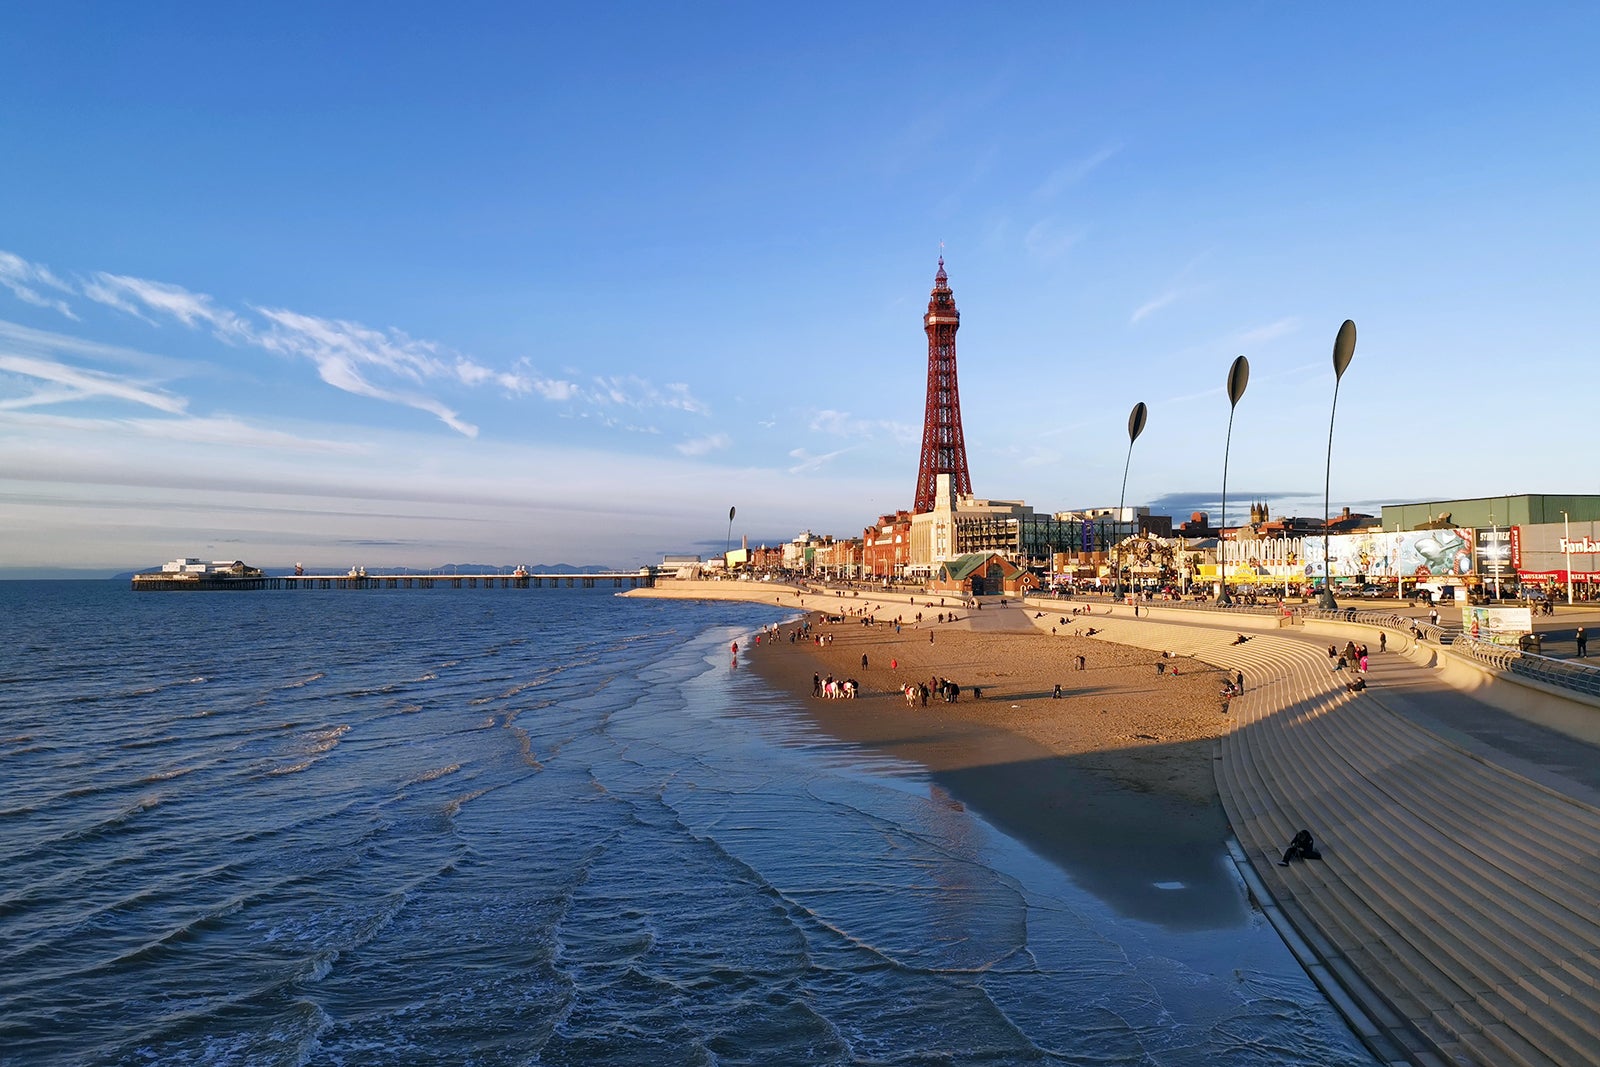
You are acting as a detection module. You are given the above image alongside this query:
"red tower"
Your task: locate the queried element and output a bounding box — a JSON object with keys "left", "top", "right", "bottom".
{"left": 912, "top": 257, "right": 973, "bottom": 513}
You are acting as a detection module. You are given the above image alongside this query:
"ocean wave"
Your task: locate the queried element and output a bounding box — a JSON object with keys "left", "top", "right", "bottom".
{"left": 404, "top": 762, "right": 462, "bottom": 787}
{"left": 274, "top": 671, "right": 327, "bottom": 690}
{"left": 442, "top": 787, "right": 490, "bottom": 819}
{"left": 49, "top": 794, "right": 163, "bottom": 846}
{"left": 117, "top": 734, "right": 180, "bottom": 750}
{"left": 140, "top": 766, "right": 196, "bottom": 784}
{"left": 258, "top": 723, "right": 351, "bottom": 777}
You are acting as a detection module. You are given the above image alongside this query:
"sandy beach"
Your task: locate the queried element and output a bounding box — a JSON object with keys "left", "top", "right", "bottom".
{"left": 630, "top": 581, "right": 1244, "bottom": 926}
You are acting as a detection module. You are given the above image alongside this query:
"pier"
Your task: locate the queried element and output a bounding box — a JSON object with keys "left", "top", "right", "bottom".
{"left": 131, "top": 570, "right": 657, "bottom": 591}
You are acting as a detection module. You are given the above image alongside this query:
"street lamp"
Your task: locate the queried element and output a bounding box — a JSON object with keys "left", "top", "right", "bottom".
{"left": 1218, "top": 356, "right": 1249, "bottom": 606}
{"left": 725, "top": 505, "right": 736, "bottom": 572}
{"left": 1116, "top": 401, "right": 1148, "bottom": 599}
{"left": 1317, "top": 320, "right": 1357, "bottom": 611}
{"left": 1564, "top": 510, "right": 1573, "bottom": 606}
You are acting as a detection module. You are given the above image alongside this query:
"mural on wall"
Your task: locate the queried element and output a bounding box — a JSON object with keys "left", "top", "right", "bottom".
{"left": 1300, "top": 529, "right": 1475, "bottom": 580}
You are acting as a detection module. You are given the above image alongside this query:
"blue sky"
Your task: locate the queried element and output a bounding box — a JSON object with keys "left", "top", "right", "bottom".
{"left": 3, "top": 4, "right": 1597, "bottom": 574}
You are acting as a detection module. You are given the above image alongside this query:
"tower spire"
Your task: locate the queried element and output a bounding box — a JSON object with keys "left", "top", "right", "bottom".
{"left": 913, "top": 257, "right": 973, "bottom": 513}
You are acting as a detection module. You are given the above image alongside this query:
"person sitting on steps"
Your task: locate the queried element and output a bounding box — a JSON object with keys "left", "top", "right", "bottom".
{"left": 1278, "top": 829, "right": 1322, "bottom": 866}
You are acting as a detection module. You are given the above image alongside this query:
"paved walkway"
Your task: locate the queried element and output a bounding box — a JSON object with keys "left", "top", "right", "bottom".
{"left": 1022, "top": 601, "right": 1600, "bottom": 1067}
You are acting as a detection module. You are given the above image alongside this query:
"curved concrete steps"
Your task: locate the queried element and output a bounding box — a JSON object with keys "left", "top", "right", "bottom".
{"left": 1064, "top": 609, "right": 1600, "bottom": 1066}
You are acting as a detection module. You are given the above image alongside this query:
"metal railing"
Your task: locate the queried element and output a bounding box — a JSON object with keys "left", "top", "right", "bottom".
{"left": 1297, "top": 607, "right": 1456, "bottom": 645}
{"left": 1450, "top": 635, "right": 1600, "bottom": 699}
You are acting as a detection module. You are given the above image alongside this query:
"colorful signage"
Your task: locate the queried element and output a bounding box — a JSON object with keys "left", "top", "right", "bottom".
{"left": 1463, "top": 605, "right": 1533, "bottom": 646}
{"left": 1300, "top": 528, "right": 1475, "bottom": 581}
{"left": 1476, "top": 528, "right": 1513, "bottom": 579}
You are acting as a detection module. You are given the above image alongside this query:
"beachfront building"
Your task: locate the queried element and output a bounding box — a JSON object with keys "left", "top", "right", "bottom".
{"left": 812, "top": 537, "right": 864, "bottom": 579}
{"left": 928, "top": 552, "right": 1034, "bottom": 598}
{"left": 1383, "top": 494, "right": 1600, "bottom": 600}
{"left": 906, "top": 475, "right": 1176, "bottom": 583}
{"left": 862, "top": 511, "right": 913, "bottom": 579}
{"left": 158, "top": 558, "right": 261, "bottom": 576}
{"left": 780, "top": 531, "right": 832, "bottom": 573}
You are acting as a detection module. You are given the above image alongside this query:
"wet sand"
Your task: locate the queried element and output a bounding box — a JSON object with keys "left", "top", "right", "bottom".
{"left": 632, "top": 582, "right": 1245, "bottom": 927}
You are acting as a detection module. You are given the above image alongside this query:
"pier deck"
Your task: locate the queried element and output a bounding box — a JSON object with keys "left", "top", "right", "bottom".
{"left": 131, "top": 572, "right": 656, "bottom": 591}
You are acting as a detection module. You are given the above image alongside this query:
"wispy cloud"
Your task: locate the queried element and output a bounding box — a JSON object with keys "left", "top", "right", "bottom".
{"left": 675, "top": 432, "right": 730, "bottom": 456}
{"left": 1234, "top": 317, "right": 1300, "bottom": 345}
{"left": 254, "top": 307, "right": 478, "bottom": 436}
{"left": 0, "top": 252, "right": 77, "bottom": 320}
{"left": 786, "top": 445, "right": 856, "bottom": 473}
{"left": 0, "top": 250, "right": 712, "bottom": 439}
{"left": 0, "top": 353, "right": 188, "bottom": 413}
{"left": 1130, "top": 252, "right": 1214, "bottom": 325}
{"left": 1131, "top": 288, "right": 1187, "bottom": 324}
{"left": 84, "top": 273, "right": 250, "bottom": 340}
{"left": 0, "top": 407, "right": 366, "bottom": 454}
{"left": 1032, "top": 143, "right": 1122, "bottom": 201}
{"left": 531, "top": 377, "right": 579, "bottom": 401}
{"left": 590, "top": 375, "right": 709, "bottom": 415}
{"left": 454, "top": 357, "right": 533, "bottom": 394}
{"left": 1023, "top": 218, "right": 1083, "bottom": 261}
{"left": 809, "top": 409, "right": 917, "bottom": 444}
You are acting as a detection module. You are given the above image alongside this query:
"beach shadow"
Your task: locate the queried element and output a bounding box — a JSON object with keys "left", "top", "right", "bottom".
{"left": 929, "top": 744, "right": 1243, "bottom": 932}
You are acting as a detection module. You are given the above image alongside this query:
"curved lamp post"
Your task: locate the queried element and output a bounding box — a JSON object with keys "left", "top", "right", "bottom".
{"left": 1115, "top": 401, "right": 1148, "bottom": 598}
{"left": 1317, "top": 320, "right": 1358, "bottom": 610}
{"left": 725, "top": 505, "right": 736, "bottom": 570}
{"left": 1218, "top": 356, "right": 1249, "bottom": 606}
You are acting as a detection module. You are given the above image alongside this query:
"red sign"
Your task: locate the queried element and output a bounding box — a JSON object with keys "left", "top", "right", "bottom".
{"left": 1509, "top": 525, "right": 1521, "bottom": 568}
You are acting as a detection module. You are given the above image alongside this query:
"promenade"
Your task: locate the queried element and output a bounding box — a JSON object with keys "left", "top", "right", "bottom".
{"left": 1034, "top": 599, "right": 1600, "bottom": 1067}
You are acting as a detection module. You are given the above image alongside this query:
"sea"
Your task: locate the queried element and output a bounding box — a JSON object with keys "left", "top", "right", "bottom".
{"left": 0, "top": 581, "right": 1376, "bottom": 1066}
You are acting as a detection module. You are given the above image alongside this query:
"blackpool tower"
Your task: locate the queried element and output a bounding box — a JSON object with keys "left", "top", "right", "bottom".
{"left": 912, "top": 257, "right": 973, "bottom": 513}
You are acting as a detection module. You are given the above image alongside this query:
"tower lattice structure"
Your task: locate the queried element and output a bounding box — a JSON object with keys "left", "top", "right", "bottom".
{"left": 913, "top": 257, "right": 973, "bottom": 513}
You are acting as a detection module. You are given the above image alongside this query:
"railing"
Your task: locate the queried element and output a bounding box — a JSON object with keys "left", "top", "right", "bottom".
{"left": 1298, "top": 607, "right": 1457, "bottom": 645}
{"left": 1450, "top": 635, "right": 1600, "bottom": 699}
{"left": 1038, "top": 591, "right": 1291, "bottom": 617}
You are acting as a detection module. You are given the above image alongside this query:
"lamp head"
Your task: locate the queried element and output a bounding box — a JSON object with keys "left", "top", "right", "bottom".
{"left": 1127, "top": 401, "right": 1148, "bottom": 443}
{"left": 1332, "top": 319, "right": 1356, "bottom": 381}
{"left": 1226, "top": 356, "right": 1249, "bottom": 408}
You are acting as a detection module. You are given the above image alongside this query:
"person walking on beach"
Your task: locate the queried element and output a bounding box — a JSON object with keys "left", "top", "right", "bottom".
{"left": 861, "top": 653, "right": 869, "bottom": 669}
{"left": 813, "top": 673, "right": 821, "bottom": 697}
{"left": 1379, "top": 632, "right": 1387, "bottom": 653}
{"left": 1235, "top": 670, "right": 1244, "bottom": 694}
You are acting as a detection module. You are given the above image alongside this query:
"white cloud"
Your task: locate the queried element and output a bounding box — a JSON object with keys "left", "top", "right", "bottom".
{"left": 6, "top": 254, "right": 712, "bottom": 439}
{"left": 809, "top": 409, "right": 917, "bottom": 444}
{"left": 786, "top": 445, "right": 855, "bottom": 473}
{"left": 0, "top": 408, "right": 366, "bottom": 454}
{"left": 1131, "top": 289, "right": 1186, "bottom": 324}
{"left": 585, "top": 375, "right": 710, "bottom": 415}
{"left": 532, "top": 377, "right": 579, "bottom": 401}
{"left": 454, "top": 357, "right": 533, "bottom": 394}
{"left": 0, "top": 251, "right": 77, "bottom": 319}
{"left": 84, "top": 272, "right": 250, "bottom": 340}
{"left": 1023, "top": 218, "right": 1083, "bottom": 261}
{"left": 1234, "top": 317, "right": 1301, "bottom": 345}
{"left": 1033, "top": 144, "right": 1123, "bottom": 201}
{"left": 675, "top": 432, "right": 730, "bottom": 456}
{"left": 0, "top": 353, "right": 188, "bottom": 413}
{"left": 252, "top": 307, "right": 477, "bottom": 436}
